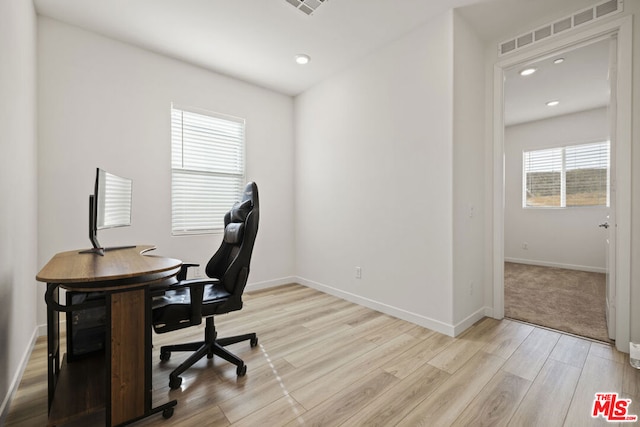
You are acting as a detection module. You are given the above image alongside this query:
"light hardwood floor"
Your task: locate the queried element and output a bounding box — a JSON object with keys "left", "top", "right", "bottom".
{"left": 6, "top": 284, "right": 640, "bottom": 426}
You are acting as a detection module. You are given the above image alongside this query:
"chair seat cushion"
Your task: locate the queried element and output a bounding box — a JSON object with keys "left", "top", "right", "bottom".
{"left": 152, "top": 282, "right": 233, "bottom": 327}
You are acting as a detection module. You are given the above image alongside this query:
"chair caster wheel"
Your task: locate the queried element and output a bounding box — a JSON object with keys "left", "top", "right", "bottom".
{"left": 162, "top": 407, "right": 174, "bottom": 419}
{"left": 169, "top": 375, "right": 182, "bottom": 389}
{"left": 237, "top": 364, "right": 247, "bottom": 377}
{"left": 250, "top": 337, "right": 258, "bottom": 347}
{"left": 160, "top": 351, "right": 171, "bottom": 361}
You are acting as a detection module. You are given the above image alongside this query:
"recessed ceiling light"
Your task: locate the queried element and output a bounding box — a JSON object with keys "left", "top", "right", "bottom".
{"left": 519, "top": 67, "right": 537, "bottom": 76}
{"left": 546, "top": 100, "right": 560, "bottom": 107}
{"left": 295, "top": 54, "right": 310, "bottom": 65}
{"left": 553, "top": 58, "right": 565, "bottom": 64}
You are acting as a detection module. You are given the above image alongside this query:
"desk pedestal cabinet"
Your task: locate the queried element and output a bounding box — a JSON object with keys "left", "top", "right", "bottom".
{"left": 37, "top": 246, "right": 180, "bottom": 426}
{"left": 66, "top": 291, "right": 107, "bottom": 361}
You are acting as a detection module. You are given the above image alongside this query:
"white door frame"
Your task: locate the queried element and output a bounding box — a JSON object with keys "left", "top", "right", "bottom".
{"left": 492, "top": 16, "right": 632, "bottom": 353}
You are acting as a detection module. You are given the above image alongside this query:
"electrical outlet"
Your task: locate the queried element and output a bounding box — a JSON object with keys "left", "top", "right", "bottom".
{"left": 522, "top": 242, "right": 528, "bottom": 250}
{"left": 469, "top": 281, "right": 474, "bottom": 296}
{"left": 193, "top": 266, "right": 203, "bottom": 278}
{"left": 355, "top": 267, "right": 362, "bottom": 279}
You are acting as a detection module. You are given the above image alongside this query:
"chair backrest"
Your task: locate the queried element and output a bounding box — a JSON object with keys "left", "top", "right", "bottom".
{"left": 205, "top": 182, "right": 259, "bottom": 304}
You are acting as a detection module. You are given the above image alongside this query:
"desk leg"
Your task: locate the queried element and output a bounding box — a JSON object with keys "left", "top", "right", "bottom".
{"left": 46, "top": 283, "right": 60, "bottom": 413}
{"left": 107, "top": 288, "right": 146, "bottom": 426}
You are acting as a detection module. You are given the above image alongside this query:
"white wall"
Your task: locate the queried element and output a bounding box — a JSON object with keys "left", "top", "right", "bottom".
{"left": 505, "top": 108, "right": 609, "bottom": 272}
{"left": 295, "top": 12, "right": 458, "bottom": 333}
{"left": 0, "top": 0, "right": 38, "bottom": 420}
{"left": 452, "top": 12, "right": 486, "bottom": 326}
{"left": 37, "top": 17, "right": 296, "bottom": 326}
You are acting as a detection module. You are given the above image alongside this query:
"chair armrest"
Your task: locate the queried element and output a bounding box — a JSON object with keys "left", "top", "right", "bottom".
{"left": 171, "top": 278, "right": 220, "bottom": 325}
{"left": 177, "top": 263, "right": 200, "bottom": 281}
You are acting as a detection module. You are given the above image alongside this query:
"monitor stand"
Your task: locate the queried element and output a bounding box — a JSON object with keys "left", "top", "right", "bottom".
{"left": 81, "top": 194, "right": 135, "bottom": 255}
{"left": 79, "top": 245, "right": 137, "bottom": 256}
{"left": 79, "top": 227, "right": 136, "bottom": 256}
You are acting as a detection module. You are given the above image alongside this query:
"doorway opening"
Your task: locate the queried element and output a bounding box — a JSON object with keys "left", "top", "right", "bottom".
{"left": 502, "top": 38, "right": 613, "bottom": 343}
{"left": 492, "top": 16, "right": 632, "bottom": 353}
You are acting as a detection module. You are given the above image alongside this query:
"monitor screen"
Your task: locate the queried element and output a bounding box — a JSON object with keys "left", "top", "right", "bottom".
{"left": 82, "top": 168, "right": 134, "bottom": 255}
{"left": 96, "top": 169, "right": 132, "bottom": 230}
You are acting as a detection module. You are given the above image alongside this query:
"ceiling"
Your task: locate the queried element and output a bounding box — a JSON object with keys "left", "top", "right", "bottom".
{"left": 33, "top": 0, "right": 482, "bottom": 96}
{"left": 457, "top": 0, "right": 612, "bottom": 126}
{"left": 33, "top": 0, "right": 610, "bottom": 123}
{"left": 34, "top": 0, "right": 602, "bottom": 96}
{"left": 504, "top": 38, "right": 611, "bottom": 126}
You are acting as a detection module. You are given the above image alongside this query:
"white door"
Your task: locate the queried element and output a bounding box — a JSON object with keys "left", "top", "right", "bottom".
{"left": 602, "top": 213, "right": 615, "bottom": 340}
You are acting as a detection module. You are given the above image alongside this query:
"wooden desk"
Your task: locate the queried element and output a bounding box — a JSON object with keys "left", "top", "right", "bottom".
{"left": 37, "top": 245, "right": 181, "bottom": 426}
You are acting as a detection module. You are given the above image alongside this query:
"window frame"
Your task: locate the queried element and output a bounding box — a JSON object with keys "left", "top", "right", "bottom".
{"left": 170, "top": 104, "right": 246, "bottom": 235}
{"left": 522, "top": 140, "right": 610, "bottom": 209}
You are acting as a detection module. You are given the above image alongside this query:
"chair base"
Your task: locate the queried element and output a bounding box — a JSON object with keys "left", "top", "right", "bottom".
{"left": 159, "top": 316, "right": 258, "bottom": 389}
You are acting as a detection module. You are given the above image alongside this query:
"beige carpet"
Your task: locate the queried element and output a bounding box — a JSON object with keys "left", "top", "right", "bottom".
{"left": 504, "top": 262, "right": 610, "bottom": 343}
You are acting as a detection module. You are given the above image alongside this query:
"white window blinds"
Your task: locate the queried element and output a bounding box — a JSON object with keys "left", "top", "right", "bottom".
{"left": 171, "top": 105, "right": 245, "bottom": 234}
{"left": 565, "top": 142, "right": 609, "bottom": 206}
{"left": 523, "top": 147, "right": 563, "bottom": 207}
{"left": 523, "top": 141, "right": 609, "bottom": 208}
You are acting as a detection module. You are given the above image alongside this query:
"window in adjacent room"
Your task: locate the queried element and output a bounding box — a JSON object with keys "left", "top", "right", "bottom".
{"left": 171, "top": 104, "right": 245, "bottom": 234}
{"left": 523, "top": 141, "right": 610, "bottom": 208}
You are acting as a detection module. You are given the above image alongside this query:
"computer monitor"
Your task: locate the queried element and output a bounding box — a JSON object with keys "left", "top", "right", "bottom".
{"left": 81, "top": 168, "right": 134, "bottom": 255}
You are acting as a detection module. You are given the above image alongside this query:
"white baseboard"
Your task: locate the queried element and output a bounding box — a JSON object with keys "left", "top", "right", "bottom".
{"left": 245, "top": 276, "right": 296, "bottom": 292}
{"left": 0, "top": 326, "right": 38, "bottom": 425}
{"left": 453, "top": 307, "right": 490, "bottom": 336}
{"left": 504, "top": 257, "right": 606, "bottom": 274}
{"left": 37, "top": 322, "right": 48, "bottom": 337}
{"left": 484, "top": 306, "right": 496, "bottom": 319}
{"left": 296, "top": 276, "right": 457, "bottom": 337}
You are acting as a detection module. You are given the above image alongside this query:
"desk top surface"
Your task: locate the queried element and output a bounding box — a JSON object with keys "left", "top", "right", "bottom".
{"left": 36, "top": 245, "right": 182, "bottom": 284}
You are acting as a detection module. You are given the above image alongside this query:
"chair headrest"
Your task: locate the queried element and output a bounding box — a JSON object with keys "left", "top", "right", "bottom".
{"left": 241, "top": 182, "right": 259, "bottom": 210}
{"left": 229, "top": 199, "right": 251, "bottom": 223}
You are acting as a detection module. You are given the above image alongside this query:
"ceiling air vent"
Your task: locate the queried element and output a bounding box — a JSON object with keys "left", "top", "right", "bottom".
{"left": 285, "top": 0, "right": 327, "bottom": 15}
{"left": 498, "top": 0, "right": 622, "bottom": 56}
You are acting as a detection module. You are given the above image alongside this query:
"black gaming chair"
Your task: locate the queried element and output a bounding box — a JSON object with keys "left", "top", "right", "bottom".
{"left": 151, "top": 182, "right": 260, "bottom": 389}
